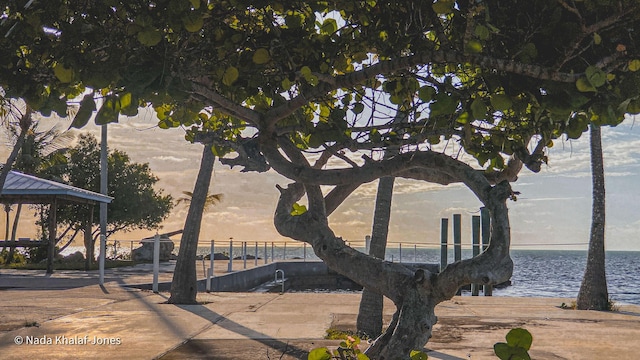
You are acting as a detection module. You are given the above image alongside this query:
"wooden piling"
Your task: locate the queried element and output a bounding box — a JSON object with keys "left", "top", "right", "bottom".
{"left": 440, "top": 218, "right": 448, "bottom": 272}
{"left": 471, "top": 215, "right": 481, "bottom": 296}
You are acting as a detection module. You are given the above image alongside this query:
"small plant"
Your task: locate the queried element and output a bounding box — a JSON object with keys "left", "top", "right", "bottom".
{"left": 24, "top": 321, "right": 39, "bottom": 328}
{"left": 607, "top": 299, "right": 619, "bottom": 312}
{"left": 559, "top": 301, "right": 576, "bottom": 310}
{"left": 310, "top": 334, "right": 428, "bottom": 360}
{"left": 494, "top": 328, "right": 532, "bottom": 360}
{"left": 325, "top": 328, "right": 361, "bottom": 340}
{"left": 308, "top": 335, "right": 367, "bottom": 360}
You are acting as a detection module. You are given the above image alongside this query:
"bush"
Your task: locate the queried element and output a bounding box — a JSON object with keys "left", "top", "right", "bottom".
{"left": 0, "top": 249, "right": 27, "bottom": 266}
{"left": 27, "top": 245, "right": 55, "bottom": 264}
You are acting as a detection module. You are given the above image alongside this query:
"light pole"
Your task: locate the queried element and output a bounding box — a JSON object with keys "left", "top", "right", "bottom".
{"left": 99, "top": 124, "right": 108, "bottom": 285}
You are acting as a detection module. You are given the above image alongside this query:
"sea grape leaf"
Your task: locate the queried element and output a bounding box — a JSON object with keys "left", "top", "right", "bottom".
{"left": 253, "top": 48, "right": 271, "bottom": 64}
{"left": 506, "top": 328, "right": 533, "bottom": 350}
{"left": 585, "top": 66, "right": 606, "bottom": 87}
{"left": 223, "top": 66, "right": 239, "bottom": 86}
{"left": 307, "top": 347, "right": 332, "bottom": 360}
{"left": 53, "top": 63, "right": 74, "bottom": 83}
{"left": 69, "top": 94, "right": 96, "bottom": 129}
{"left": 290, "top": 203, "right": 308, "bottom": 216}
{"left": 490, "top": 94, "right": 512, "bottom": 111}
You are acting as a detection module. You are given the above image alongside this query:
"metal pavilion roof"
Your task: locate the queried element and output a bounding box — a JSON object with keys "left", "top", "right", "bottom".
{"left": 0, "top": 170, "right": 113, "bottom": 204}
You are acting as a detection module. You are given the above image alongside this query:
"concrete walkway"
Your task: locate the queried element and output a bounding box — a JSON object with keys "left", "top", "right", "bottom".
{"left": 1, "top": 268, "right": 639, "bottom": 359}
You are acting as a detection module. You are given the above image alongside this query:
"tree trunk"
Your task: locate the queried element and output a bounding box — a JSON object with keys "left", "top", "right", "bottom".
{"left": 169, "top": 145, "right": 215, "bottom": 304}
{"left": 6, "top": 203, "right": 22, "bottom": 263}
{"left": 273, "top": 178, "right": 514, "bottom": 359}
{"left": 84, "top": 224, "right": 93, "bottom": 270}
{"left": 577, "top": 124, "right": 609, "bottom": 310}
{"left": 0, "top": 110, "right": 32, "bottom": 194}
{"left": 2, "top": 205, "right": 10, "bottom": 253}
{"left": 357, "top": 176, "right": 395, "bottom": 338}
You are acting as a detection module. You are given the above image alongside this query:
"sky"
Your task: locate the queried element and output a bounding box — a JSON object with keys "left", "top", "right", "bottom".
{"left": 2, "top": 110, "right": 639, "bottom": 251}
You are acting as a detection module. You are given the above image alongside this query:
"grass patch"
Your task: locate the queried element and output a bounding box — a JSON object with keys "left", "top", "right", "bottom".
{"left": 560, "top": 299, "right": 620, "bottom": 311}
{"left": 24, "top": 321, "right": 39, "bottom": 328}
{"left": 559, "top": 301, "right": 577, "bottom": 310}
{"left": 325, "top": 328, "right": 365, "bottom": 340}
{"left": 1, "top": 260, "right": 137, "bottom": 271}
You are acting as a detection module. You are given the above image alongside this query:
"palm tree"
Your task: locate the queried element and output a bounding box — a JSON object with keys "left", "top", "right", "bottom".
{"left": 577, "top": 123, "right": 609, "bottom": 310}
{"left": 169, "top": 143, "right": 220, "bottom": 304}
{"left": 176, "top": 191, "right": 223, "bottom": 211}
{"left": 0, "top": 103, "right": 33, "bottom": 193}
{"left": 2, "top": 120, "right": 73, "bottom": 262}
{"left": 357, "top": 175, "right": 395, "bottom": 338}
{"left": 356, "top": 106, "right": 406, "bottom": 337}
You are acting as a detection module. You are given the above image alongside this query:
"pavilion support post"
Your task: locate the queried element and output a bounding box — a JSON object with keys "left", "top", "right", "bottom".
{"left": 84, "top": 204, "right": 94, "bottom": 271}
{"left": 46, "top": 198, "right": 57, "bottom": 274}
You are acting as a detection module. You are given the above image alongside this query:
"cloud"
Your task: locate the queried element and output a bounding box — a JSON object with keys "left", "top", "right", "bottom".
{"left": 153, "top": 155, "right": 189, "bottom": 163}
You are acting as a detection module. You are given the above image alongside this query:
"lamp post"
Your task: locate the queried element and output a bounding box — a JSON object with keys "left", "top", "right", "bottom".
{"left": 99, "top": 124, "right": 108, "bottom": 285}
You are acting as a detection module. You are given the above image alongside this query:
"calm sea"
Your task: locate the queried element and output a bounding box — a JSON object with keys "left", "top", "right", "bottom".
{"left": 64, "top": 244, "right": 640, "bottom": 305}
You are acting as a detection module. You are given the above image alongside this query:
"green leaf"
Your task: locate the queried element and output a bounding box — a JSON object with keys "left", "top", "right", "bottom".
{"left": 490, "top": 94, "right": 512, "bottom": 111}
{"left": 585, "top": 66, "right": 606, "bottom": 87}
{"left": 95, "top": 97, "right": 119, "bottom": 125}
{"left": 418, "top": 86, "right": 436, "bottom": 102}
{"left": 183, "top": 14, "right": 204, "bottom": 32}
{"left": 465, "top": 40, "right": 483, "bottom": 53}
{"left": 53, "top": 63, "right": 74, "bottom": 83}
{"left": 432, "top": 0, "right": 454, "bottom": 14}
{"left": 494, "top": 343, "right": 512, "bottom": 360}
{"left": 119, "top": 92, "right": 133, "bottom": 110}
{"left": 430, "top": 93, "right": 458, "bottom": 116}
{"left": 629, "top": 59, "right": 640, "bottom": 72}
{"left": 471, "top": 98, "right": 487, "bottom": 119}
{"left": 474, "top": 25, "right": 490, "bottom": 40}
{"left": 222, "top": 66, "right": 239, "bottom": 86}
{"left": 320, "top": 18, "right": 337, "bottom": 35}
{"left": 189, "top": 0, "right": 200, "bottom": 9}
{"left": 352, "top": 102, "right": 364, "bottom": 114}
{"left": 410, "top": 350, "right": 428, "bottom": 360}
{"left": 252, "top": 48, "right": 271, "bottom": 64}
{"left": 70, "top": 94, "right": 96, "bottom": 129}
{"left": 137, "top": 28, "right": 162, "bottom": 46}
{"left": 290, "top": 203, "right": 308, "bottom": 216}
{"left": 576, "top": 77, "right": 596, "bottom": 92}
{"left": 356, "top": 353, "right": 370, "bottom": 360}
{"left": 506, "top": 328, "right": 533, "bottom": 351}
{"left": 593, "top": 32, "right": 602, "bottom": 45}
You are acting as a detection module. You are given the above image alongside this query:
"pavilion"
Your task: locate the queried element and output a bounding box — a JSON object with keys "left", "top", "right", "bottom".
{"left": 0, "top": 170, "right": 112, "bottom": 273}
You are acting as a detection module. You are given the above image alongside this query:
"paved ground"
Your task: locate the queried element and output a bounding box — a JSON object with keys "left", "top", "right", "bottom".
{"left": 1, "top": 264, "right": 639, "bottom": 359}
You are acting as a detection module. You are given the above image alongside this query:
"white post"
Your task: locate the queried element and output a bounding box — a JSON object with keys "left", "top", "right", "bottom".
{"left": 303, "top": 243, "right": 307, "bottom": 262}
{"left": 99, "top": 234, "right": 106, "bottom": 284}
{"left": 365, "top": 235, "right": 371, "bottom": 254}
{"left": 254, "top": 242, "right": 258, "bottom": 266}
{"left": 243, "top": 242, "right": 247, "bottom": 269}
{"left": 227, "top": 239, "right": 233, "bottom": 272}
{"left": 264, "top": 242, "right": 268, "bottom": 264}
{"left": 98, "top": 125, "right": 108, "bottom": 285}
{"left": 152, "top": 234, "right": 160, "bottom": 293}
{"left": 207, "top": 240, "right": 214, "bottom": 292}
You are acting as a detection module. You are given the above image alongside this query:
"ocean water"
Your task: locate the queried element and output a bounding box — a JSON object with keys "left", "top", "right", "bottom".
{"left": 62, "top": 243, "right": 640, "bottom": 305}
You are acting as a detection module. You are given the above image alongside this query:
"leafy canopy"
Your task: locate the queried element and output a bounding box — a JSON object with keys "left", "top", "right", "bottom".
{"left": 1, "top": 1, "right": 639, "bottom": 174}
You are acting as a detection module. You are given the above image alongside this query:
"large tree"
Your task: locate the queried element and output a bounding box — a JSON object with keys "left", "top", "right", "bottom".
{"left": 2, "top": 1, "right": 640, "bottom": 357}
{"left": 40, "top": 134, "right": 174, "bottom": 266}
{"left": 169, "top": 143, "right": 217, "bottom": 304}
{"left": 577, "top": 124, "right": 609, "bottom": 310}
